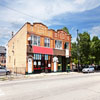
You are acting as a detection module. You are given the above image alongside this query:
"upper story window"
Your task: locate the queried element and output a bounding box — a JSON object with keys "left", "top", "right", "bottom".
{"left": 44, "top": 38, "right": 50, "bottom": 47}
{"left": 65, "top": 42, "right": 69, "bottom": 49}
{"left": 32, "top": 35, "right": 40, "bottom": 46}
{"left": 55, "top": 40, "right": 62, "bottom": 49}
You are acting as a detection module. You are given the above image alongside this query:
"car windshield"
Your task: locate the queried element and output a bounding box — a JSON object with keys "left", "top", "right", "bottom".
{"left": 89, "top": 66, "right": 94, "bottom": 68}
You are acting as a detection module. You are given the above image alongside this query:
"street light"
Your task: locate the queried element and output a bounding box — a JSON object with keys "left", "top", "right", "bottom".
{"left": 77, "top": 29, "right": 79, "bottom": 71}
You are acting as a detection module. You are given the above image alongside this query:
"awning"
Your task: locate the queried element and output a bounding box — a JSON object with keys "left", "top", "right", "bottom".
{"left": 33, "top": 46, "right": 53, "bottom": 55}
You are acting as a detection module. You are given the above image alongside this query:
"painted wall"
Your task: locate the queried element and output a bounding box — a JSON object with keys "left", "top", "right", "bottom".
{"left": 7, "top": 23, "right": 28, "bottom": 74}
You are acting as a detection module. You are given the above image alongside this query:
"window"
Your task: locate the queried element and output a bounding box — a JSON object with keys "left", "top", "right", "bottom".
{"left": 65, "top": 42, "right": 69, "bottom": 49}
{"left": 44, "top": 38, "right": 50, "bottom": 47}
{"left": 33, "top": 54, "right": 42, "bottom": 60}
{"left": 45, "top": 55, "right": 48, "bottom": 60}
{"left": 55, "top": 40, "right": 62, "bottom": 49}
{"left": 32, "top": 35, "right": 40, "bottom": 46}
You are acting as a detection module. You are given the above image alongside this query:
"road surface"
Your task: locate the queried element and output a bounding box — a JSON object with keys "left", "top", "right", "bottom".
{"left": 0, "top": 73, "right": 100, "bottom": 100}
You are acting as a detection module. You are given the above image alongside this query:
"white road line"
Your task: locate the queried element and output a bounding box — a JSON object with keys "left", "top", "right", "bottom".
{"left": 0, "top": 89, "right": 5, "bottom": 96}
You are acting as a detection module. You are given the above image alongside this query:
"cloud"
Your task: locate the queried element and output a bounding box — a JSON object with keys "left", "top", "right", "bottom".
{"left": 0, "top": 0, "right": 100, "bottom": 45}
{"left": 1, "top": 0, "right": 100, "bottom": 22}
{"left": 89, "top": 26, "right": 100, "bottom": 38}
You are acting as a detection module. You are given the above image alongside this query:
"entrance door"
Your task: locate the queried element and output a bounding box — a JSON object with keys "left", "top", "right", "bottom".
{"left": 28, "top": 58, "right": 32, "bottom": 73}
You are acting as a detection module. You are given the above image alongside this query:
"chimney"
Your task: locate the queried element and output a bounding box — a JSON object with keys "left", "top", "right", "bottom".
{"left": 12, "top": 31, "right": 14, "bottom": 38}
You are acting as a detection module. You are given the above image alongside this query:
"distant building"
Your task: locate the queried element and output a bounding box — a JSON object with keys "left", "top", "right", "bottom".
{"left": 7, "top": 22, "right": 71, "bottom": 74}
{"left": 0, "top": 46, "right": 6, "bottom": 67}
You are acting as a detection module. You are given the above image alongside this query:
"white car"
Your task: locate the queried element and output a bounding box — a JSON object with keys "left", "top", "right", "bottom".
{"left": 82, "top": 66, "right": 95, "bottom": 73}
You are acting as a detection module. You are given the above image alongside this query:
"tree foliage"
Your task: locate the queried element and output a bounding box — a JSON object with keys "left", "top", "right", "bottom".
{"left": 71, "top": 32, "right": 100, "bottom": 65}
{"left": 62, "top": 27, "right": 70, "bottom": 34}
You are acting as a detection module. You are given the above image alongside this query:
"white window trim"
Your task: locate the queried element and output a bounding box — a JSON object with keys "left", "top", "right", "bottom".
{"left": 32, "top": 35, "right": 40, "bottom": 46}
{"left": 44, "top": 38, "right": 50, "bottom": 48}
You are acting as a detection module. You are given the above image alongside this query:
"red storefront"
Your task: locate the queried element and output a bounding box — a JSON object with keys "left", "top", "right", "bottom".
{"left": 31, "top": 46, "right": 53, "bottom": 73}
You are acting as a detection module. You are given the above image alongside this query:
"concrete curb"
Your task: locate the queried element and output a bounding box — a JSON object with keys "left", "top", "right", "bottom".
{"left": 0, "top": 72, "right": 82, "bottom": 81}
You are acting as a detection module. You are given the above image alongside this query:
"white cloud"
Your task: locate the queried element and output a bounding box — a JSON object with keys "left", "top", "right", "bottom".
{"left": 1, "top": 0, "right": 100, "bottom": 23}
{"left": 0, "top": 0, "right": 100, "bottom": 45}
{"left": 89, "top": 26, "right": 100, "bottom": 38}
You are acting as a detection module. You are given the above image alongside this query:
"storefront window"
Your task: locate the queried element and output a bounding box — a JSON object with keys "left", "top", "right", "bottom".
{"left": 32, "top": 35, "right": 40, "bottom": 46}
{"left": 34, "top": 54, "right": 42, "bottom": 60}
{"left": 44, "top": 38, "right": 50, "bottom": 47}
{"left": 33, "top": 54, "right": 36, "bottom": 60}
{"left": 45, "top": 55, "right": 48, "bottom": 60}
{"left": 55, "top": 40, "right": 62, "bottom": 49}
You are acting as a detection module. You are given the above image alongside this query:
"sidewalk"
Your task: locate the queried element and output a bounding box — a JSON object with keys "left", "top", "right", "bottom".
{"left": 0, "top": 72, "right": 82, "bottom": 81}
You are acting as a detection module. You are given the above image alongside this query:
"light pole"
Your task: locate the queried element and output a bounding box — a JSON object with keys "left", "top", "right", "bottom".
{"left": 77, "top": 29, "right": 79, "bottom": 71}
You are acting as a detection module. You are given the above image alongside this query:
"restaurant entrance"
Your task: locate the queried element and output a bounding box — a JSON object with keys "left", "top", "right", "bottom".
{"left": 33, "top": 54, "right": 52, "bottom": 73}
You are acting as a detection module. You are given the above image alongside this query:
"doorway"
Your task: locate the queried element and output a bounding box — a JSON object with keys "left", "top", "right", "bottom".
{"left": 28, "top": 58, "right": 32, "bottom": 73}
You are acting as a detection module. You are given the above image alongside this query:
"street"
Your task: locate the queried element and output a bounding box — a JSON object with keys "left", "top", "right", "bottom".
{"left": 0, "top": 73, "right": 100, "bottom": 100}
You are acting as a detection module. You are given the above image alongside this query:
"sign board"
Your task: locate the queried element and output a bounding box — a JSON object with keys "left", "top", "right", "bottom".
{"left": 48, "top": 64, "right": 51, "bottom": 67}
{"left": 66, "top": 49, "right": 69, "bottom": 58}
{"left": 53, "top": 57, "right": 58, "bottom": 62}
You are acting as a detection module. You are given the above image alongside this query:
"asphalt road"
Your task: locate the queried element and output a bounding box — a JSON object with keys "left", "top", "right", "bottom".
{"left": 0, "top": 73, "right": 100, "bottom": 100}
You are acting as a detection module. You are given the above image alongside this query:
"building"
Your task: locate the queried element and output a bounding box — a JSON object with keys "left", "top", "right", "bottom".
{"left": 0, "top": 46, "right": 6, "bottom": 67}
{"left": 7, "top": 22, "right": 71, "bottom": 74}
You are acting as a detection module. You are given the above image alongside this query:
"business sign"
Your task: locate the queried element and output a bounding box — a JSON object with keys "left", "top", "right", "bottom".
{"left": 65, "top": 49, "right": 69, "bottom": 58}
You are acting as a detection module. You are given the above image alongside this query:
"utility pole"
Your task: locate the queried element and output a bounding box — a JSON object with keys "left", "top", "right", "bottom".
{"left": 77, "top": 29, "right": 79, "bottom": 72}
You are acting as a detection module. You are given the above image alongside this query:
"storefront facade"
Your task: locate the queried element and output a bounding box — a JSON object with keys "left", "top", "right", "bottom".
{"left": 26, "top": 23, "right": 71, "bottom": 74}
{"left": 7, "top": 22, "right": 71, "bottom": 74}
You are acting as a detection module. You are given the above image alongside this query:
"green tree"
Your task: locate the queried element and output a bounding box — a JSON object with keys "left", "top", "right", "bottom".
{"left": 62, "top": 27, "right": 69, "bottom": 34}
{"left": 91, "top": 36, "right": 100, "bottom": 64}
{"left": 71, "top": 32, "right": 100, "bottom": 65}
{"left": 71, "top": 42, "right": 78, "bottom": 64}
{"left": 77, "top": 32, "right": 91, "bottom": 64}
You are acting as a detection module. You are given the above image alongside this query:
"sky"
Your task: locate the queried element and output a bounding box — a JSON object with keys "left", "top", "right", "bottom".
{"left": 0, "top": 0, "right": 100, "bottom": 46}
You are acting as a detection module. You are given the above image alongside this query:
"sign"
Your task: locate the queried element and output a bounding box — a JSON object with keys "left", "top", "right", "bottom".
{"left": 34, "top": 61, "right": 37, "bottom": 65}
{"left": 65, "top": 49, "right": 69, "bottom": 58}
{"left": 48, "top": 64, "right": 51, "bottom": 67}
{"left": 53, "top": 57, "right": 58, "bottom": 62}
{"left": 38, "top": 61, "right": 41, "bottom": 65}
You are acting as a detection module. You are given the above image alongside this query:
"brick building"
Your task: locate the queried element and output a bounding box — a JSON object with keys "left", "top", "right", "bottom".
{"left": 7, "top": 22, "right": 71, "bottom": 74}
{"left": 0, "top": 46, "right": 6, "bottom": 67}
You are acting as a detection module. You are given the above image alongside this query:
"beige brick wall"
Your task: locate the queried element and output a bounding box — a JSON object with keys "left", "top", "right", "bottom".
{"left": 7, "top": 24, "right": 27, "bottom": 74}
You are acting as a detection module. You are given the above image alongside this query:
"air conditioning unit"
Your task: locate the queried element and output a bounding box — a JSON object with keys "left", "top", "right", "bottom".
{"left": 28, "top": 37, "right": 31, "bottom": 41}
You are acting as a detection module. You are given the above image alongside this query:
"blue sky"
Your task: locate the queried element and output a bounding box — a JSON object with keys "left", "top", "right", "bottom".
{"left": 0, "top": 0, "right": 100, "bottom": 46}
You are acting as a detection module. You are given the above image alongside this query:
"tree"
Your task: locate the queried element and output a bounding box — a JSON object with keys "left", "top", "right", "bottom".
{"left": 71, "top": 42, "right": 78, "bottom": 64}
{"left": 62, "top": 27, "right": 70, "bottom": 34}
{"left": 90, "top": 36, "right": 100, "bottom": 64}
{"left": 77, "top": 32, "right": 91, "bottom": 64}
{"left": 71, "top": 32, "right": 100, "bottom": 65}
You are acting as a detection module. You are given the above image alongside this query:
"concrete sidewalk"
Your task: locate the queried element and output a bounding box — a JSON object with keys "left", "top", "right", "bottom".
{"left": 0, "top": 72, "right": 82, "bottom": 81}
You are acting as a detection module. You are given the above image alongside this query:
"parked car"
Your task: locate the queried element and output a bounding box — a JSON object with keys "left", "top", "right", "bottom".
{"left": 82, "top": 66, "right": 95, "bottom": 73}
{"left": 0, "top": 66, "right": 11, "bottom": 75}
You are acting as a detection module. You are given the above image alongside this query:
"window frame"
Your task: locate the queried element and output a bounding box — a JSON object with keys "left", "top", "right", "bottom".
{"left": 55, "top": 40, "right": 62, "bottom": 49}
{"left": 32, "top": 35, "right": 40, "bottom": 46}
{"left": 44, "top": 38, "right": 50, "bottom": 48}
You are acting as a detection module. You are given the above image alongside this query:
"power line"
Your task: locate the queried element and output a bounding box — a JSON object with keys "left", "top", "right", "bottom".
{"left": 0, "top": 3, "right": 38, "bottom": 20}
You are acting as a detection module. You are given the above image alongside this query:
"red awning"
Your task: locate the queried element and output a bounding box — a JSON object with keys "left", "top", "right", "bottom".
{"left": 33, "top": 46, "right": 53, "bottom": 55}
